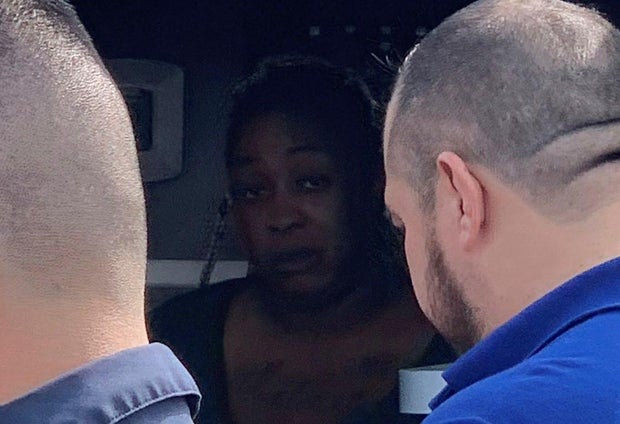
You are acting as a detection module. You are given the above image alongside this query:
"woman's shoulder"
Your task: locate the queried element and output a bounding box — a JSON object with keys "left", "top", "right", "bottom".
{"left": 147, "top": 277, "right": 249, "bottom": 342}
{"left": 147, "top": 278, "right": 252, "bottom": 424}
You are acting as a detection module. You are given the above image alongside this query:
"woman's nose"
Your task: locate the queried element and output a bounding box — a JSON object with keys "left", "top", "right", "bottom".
{"left": 266, "top": 192, "right": 305, "bottom": 234}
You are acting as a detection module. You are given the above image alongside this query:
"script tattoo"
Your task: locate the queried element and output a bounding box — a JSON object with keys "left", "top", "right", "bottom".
{"left": 227, "top": 354, "right": 401, "bottom": 419}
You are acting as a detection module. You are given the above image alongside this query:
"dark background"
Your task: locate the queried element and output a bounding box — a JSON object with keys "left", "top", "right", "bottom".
{"left": 71, "top": 0, "right": 620, "bottom": 262}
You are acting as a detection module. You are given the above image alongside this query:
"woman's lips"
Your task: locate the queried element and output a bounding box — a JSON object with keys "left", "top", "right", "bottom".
{"left": 258, "top": 248, "right": 322, "bottom": 275}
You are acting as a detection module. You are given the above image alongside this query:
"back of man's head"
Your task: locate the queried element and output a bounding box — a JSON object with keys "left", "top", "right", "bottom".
{"left": 0, "top": 0, "right": 147, "bottom": 400}
{"left": 383, "top": 0, "right": 620, "bottom": 347}
{"left": 387, "top": 0, "right": 620, "bottom": 217}
{"left": 0, "top": 0, "right": 145, "bottom": 300}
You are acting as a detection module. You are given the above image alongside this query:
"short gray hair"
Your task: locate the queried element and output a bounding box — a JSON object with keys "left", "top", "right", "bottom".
{"left": 0, "top": 0, "right": 146, "bottom": 298}
{"left": 387, "top": 0, "right": 620, "bottom": 214}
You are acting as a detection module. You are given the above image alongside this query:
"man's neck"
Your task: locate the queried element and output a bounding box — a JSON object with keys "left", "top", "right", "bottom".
{"left": 0, "top": 302, "right": 148, "bottom": 404}
{"left": 481, "top": 203, "right": 620, "bottom": 338}
{"left": 250, "top": 275, "right": 399, "bottom": 336}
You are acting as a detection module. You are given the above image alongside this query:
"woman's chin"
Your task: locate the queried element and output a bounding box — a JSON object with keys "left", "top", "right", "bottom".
{"left": 273, "top": 272, "right": 333, "bottom": 296}
{"left": 255, "top": 272, "right": 343, "bottom": 313}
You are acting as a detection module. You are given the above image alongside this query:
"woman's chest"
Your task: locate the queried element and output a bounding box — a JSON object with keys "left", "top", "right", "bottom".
{"left": 224, "top": 340, "right": 403, "bottom": 424}
{"left": 222, "top": 302, "right": 431, "bottom": 424}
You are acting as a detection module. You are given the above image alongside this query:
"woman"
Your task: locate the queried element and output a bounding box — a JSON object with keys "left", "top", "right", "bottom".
{"left": 149, "top": 56, "right": 454, "bottom": 424}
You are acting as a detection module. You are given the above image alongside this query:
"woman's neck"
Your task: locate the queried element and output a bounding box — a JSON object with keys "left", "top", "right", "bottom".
{"left": 249, "top": 273, "right": 404, "bottom": 336}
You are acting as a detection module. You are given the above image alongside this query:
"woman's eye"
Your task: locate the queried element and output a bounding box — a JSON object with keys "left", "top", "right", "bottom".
{"left": 231, "top": 186, "right": 266, "bottom": 201}
{"left": 297, "top": 176, "right": 330, "bottom": 192}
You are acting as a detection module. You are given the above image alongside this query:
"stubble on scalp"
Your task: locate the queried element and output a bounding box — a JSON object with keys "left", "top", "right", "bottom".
{"left": 0, "top": 1, "right": 146, "bottom": 301}
{"left": 387, "top": 0, "right": 620, "bottom": 220}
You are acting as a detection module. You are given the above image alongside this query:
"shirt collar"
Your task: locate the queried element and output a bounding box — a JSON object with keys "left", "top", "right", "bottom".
{"left": 431, "top": 256, "right": 620, "bottom": 409}
{"left": 0, "top": 343, "right": 200, "bottom": 423}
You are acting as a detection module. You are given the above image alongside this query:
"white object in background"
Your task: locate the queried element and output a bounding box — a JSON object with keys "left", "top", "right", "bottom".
{"left": 209, "top": 260, "right": 249, "bottom": 284}
{"left": 146, "top": 260, "right": 248, "bottom": 287}
{"left": 399, "top": 364, "right": 451, "bottom": 415}
{"left": 106, "top": 59, "right": 184, "bottom": 182}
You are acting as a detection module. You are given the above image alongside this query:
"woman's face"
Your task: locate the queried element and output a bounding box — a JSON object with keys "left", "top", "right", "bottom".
{"left": 228, "top": 113, "right": 351, "bottom": 299}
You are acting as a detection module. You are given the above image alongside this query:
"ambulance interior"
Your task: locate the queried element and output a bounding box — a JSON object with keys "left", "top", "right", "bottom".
{"left": 71, "top": 0, "right": 620, "bottom": 418}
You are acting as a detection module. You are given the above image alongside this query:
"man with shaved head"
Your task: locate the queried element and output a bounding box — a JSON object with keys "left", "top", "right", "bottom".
{"left": 0, "top": 1, "right": 199, "bottom": 422}
{"left": 384, "top": 0, "right": 620, "bottom": 422}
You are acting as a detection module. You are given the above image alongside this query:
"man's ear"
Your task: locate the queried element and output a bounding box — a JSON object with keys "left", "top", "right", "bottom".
{"left": 436, "top": 151, "right": 486, "bottom": 251}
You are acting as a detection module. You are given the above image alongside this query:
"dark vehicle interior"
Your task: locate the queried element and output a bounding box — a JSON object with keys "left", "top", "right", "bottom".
{"left": 72, "top": 0, "right": 620, "bottom": 311}
{"left": 2, "top": 2, "right": 618, "bottom": 423}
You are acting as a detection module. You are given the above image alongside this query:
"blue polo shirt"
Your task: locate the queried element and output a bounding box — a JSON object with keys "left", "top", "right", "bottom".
{"left": 0, "top": 343, "right": 201, "bottom": 423}
{"left": 423, "top": 257, "right": 620, "bottom": 423}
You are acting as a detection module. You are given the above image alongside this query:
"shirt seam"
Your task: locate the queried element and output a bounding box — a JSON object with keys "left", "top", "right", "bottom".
{"left": 109, "top": 389, "right": 199, "bottom": 423}
{"left": 529, "top": 304, "right": 620, "bottom": 357}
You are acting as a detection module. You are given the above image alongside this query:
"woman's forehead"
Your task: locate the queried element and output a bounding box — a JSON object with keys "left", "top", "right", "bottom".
{"left": 233, "top": 113, "right": 333, "bottom": 161}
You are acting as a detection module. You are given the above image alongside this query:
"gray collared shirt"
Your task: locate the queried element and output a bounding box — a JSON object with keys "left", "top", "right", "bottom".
{"left": 0, "top": 343, "right": 201, "bottom": 423}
